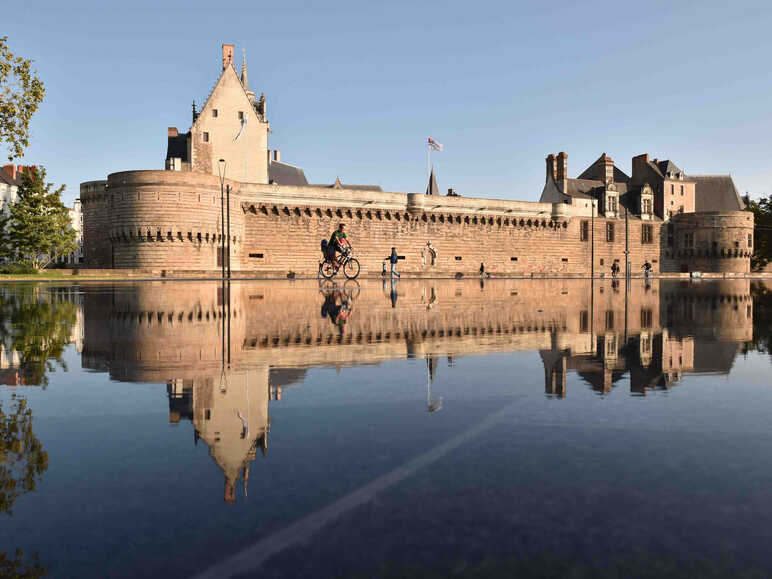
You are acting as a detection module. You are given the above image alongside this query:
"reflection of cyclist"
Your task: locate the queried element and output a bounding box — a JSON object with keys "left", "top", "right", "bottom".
{"left": 320, "top": 284, "right": 354, "bottom": 334}
{"left": 329, "top": 223, "right": 351, "bottom": 267}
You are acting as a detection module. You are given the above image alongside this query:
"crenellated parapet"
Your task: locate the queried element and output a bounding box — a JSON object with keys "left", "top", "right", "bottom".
{"left": 79, "top": 170, "right": 678, "bottom": 275}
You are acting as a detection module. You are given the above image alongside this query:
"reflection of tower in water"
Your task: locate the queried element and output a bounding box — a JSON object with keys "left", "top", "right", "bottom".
{"left": 426, "top": 356, "right": 443, "bottom": 413}
{"left": 168, "top": 367, "right": 270, "bottom": 503}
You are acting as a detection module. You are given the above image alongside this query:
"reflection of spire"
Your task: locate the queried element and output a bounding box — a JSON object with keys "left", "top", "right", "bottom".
{"left": 426, "top": 357, "right": 442, "bottom": 413}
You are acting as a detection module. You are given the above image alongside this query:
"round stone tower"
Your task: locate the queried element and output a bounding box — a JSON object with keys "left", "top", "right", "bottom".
{"left": 665, "top": 211, "right": 753, "bottom": 273}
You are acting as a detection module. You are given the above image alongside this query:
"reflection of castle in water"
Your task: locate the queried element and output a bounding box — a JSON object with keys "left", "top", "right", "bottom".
{"left": 79, "top": 279, "right": 755, "bottom": 496}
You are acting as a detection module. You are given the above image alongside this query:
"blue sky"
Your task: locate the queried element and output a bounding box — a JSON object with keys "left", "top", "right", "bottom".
{"left": 5, "top": 0, "right": 772, "bottom": 205}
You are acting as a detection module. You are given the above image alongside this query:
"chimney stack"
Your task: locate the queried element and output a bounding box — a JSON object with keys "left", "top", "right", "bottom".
{"left": 273, "top": 150, "right": 280, "bottom": 163}
{"left": 601, "top": 153, "right": 614, "bottom": 184}
{"left": 167, "top": 127, "right": 178, "bottom": 138}
{"left": 556, "top": 152, "right": 567, "bottom": 181}
{"left": 222, "top": 43, "right": 235, "bottom": 70}
{"left": 2, "top": 164, "right": 16, "bottom": 181}
{"left": 632, "top": 153, "right": 650, "bottom": 182}
{"left": 545, "top": 154, "right": 557, "bottom": 183}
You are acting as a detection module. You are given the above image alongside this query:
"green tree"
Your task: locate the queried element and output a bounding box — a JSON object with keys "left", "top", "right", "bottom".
{"left": 0, "top": 395, "right": 48, "bottom": 515}
{"left": 0, "top": 286, "right": 77, "bottom": 387}
{"left": 744, "top": 195, "right": 772, "bottom": 271}
{"left": 0, "top": 167, "right": 76, "bottom": 270}
{"left": 0, "top": 395, "right": 49, "bottom": 577}
{"left": 0, "top": 36, "right": 45, "bottom": 161}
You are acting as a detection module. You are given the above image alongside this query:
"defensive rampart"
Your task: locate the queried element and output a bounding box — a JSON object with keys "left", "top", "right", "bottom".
{"left": 82, "top": 171, "right": 754, "bottom": 276}
{"left": 83, "top": 170, "right": 680, "bottom": 276}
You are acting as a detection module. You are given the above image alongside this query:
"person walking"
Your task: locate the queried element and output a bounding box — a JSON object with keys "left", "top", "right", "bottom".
{"left": 388, "top": 247, "right": 400, "bottom": 278}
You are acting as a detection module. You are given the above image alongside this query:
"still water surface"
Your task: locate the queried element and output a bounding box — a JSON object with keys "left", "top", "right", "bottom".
{"left": 1, "top": 279, "right": 771, "bottom": 578}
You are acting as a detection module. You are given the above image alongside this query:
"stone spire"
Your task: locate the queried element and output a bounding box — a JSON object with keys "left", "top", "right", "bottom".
{"left": 240, "top": 49, "right": 249, "bottom": 92}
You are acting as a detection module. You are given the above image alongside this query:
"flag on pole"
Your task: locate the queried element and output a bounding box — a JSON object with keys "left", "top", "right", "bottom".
{"left": 234, "top": 114, "right": 248, "bottom": 141}
{"left": 427, "top": 137, "right": 443, "bottom": 152}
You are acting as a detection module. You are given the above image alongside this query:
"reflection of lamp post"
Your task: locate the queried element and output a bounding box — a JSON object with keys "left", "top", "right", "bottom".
{"left": 217, "top": 159, "right": 226, "bottom": 279}
{"left": 226, "top": 182, "right": 231, "bottom": 279}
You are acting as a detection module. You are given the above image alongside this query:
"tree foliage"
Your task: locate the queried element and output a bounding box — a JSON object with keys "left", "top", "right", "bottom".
{"left": 0, "top": 286, "right": 77, "bottom": 387}
{"left": 744, "top": 282, "right": 772, "bottom": 361}
{"left": 0, "top": 167, "right": 76, "bottom": 270}
{"left": 744, "top": 195, "right": 772, "bottom": 271}
{"left": 0, "top": 395, "right": 48, "bottom": 516}
{"left": 0, "top": 36, "right": 45, "bottom": 161}
{"left": 0, "top": 394, "right": 49, "bottom": 577}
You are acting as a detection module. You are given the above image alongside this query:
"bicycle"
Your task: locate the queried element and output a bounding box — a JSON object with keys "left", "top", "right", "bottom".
{"left": 319, "top": 246, "right": 360, "bottom": 280}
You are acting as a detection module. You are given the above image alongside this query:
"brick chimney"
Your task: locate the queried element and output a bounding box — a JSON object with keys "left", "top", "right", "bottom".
{"left": 556, "top": 152, "right": 568, "bottom": 181}
{"left": 273, "top": 150, "right": 280, "bottom": 163}
{"left": 222, "top": 43, "right": 235, "bottom": 70}
{"left": 2, "top": 164, "right": 16, "bottom": 181}
{"left": 545, "top": 154, "right": 556, "bottom": 183}
{"left": 632, "top": 153, "right": 650, "bottom": 182}
{"left": 168, "top": 127, "right": 178, "bottom": 138}
{"left": 601, "top": 153, "right": 614, "bottom": 184}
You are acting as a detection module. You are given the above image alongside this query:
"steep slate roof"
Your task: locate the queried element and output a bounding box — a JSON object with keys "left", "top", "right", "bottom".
{"left": 426, "top": 169, "right": 439, "bottom": 195}
{"left": 165, "top": 133, "right": 189, "bottom": 162}
{"left": 656, "top": 160, "right": 682, "bottom": 176}
{"left": 564, "top": 178, "right": 629, "bottom": 199}
{"left": 310, "top": 180, "right": 383, "bottom": 191}
{"left": 268, "top": 161, "right": 308, "bottom": 186}
{"left": 577, "top": 154, "right": 631, "bottom": 183}
{"left": 689, "top": 175, "right": 746, "bottom": 212}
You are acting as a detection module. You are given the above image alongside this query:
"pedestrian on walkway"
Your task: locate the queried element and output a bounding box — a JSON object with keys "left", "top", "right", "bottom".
{"left": 389, "top": 247, "right": 400, "bottom": 278}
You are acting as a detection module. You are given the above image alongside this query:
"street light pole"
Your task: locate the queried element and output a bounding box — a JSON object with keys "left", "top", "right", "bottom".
{"left": 590, "top": 199, "right": 595, "bottom": 279}
{"left": 217, "top": 159, "right": 226, "bottom": 279}
{"left": 226, "top": 184, "right": 231, "bottom": 279}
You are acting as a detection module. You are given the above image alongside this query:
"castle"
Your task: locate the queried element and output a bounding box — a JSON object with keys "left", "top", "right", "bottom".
{"left": 80, "top": 43, "right": 753, "bottom": 276}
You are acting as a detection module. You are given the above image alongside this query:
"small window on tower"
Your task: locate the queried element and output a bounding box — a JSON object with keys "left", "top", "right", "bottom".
{"left": 203, "top": 132, "right": 209, "bottom": 142}
{"left": 213, "top": 109, "right": 218, "bottom": 118}
{"left": 238, "top": 111, "right": 244, "bottom": 120}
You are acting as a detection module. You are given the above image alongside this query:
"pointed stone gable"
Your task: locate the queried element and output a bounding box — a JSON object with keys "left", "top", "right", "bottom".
{"left": 189, "top": 62, "right": 269, "bottom": 183}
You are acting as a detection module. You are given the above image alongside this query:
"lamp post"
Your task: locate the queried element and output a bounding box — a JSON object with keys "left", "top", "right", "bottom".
{"left": 217, "top": 159, "right": 226, "bottom": 280}
{"left": 590, "top": 198, "right": 596, "bottom": 279}
{"left": 226, "top": 183, "right": 231, "bottom": 280}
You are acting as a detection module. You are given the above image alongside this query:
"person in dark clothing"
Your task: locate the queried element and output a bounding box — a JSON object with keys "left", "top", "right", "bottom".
{"left": 388, "top": 247, "right": 400, "bottom": 278}
{"left": 479, "top": 263, "right": 485, "bottom": 276}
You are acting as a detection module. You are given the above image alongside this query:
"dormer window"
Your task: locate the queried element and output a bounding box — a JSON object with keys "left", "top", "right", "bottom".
{"left": 238, "top": 111, "right": 244, "bottom": 120}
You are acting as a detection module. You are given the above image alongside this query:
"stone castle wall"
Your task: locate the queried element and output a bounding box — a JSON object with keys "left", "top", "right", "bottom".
{"left": 79, "top": 170, "right": 716, "bottom": 276}
{"left": 80, "top": 180, "right": 110, "bottom": 267}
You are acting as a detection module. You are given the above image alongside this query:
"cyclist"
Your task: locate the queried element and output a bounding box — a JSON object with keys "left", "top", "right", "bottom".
{"left": 642, "top": 260, "right": 652, "bottom": 278}
{"left": 329, "top": 223, "right": 351, "bottom": 267}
